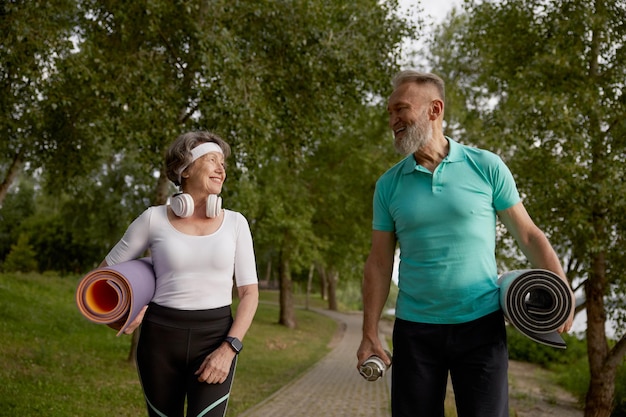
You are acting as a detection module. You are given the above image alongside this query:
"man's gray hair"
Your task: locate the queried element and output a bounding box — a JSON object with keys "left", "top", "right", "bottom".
{"left": 392, "top": 70, "right": 445, "bottom": 101}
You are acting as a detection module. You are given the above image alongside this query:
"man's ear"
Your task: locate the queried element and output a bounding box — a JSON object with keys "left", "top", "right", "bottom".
{"left": 430, "top": 99, "right": 444, "bottom": 120}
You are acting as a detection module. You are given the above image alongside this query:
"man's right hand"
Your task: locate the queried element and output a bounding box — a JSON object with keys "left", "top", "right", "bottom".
{"left": 356, "top": 337, "right": 391, "bottom": 369}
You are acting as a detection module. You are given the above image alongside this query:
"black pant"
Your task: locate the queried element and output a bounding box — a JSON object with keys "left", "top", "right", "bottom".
{"left": 136, "top": 303, "right": 236, "bottom": 417}
{"left": 391, "top": 310, "right": 509, "bottom": 417}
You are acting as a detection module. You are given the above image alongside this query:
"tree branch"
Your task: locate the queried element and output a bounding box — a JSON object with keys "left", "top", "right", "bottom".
{"left": 0, "top": 148, "right": 24, "bottom": 207}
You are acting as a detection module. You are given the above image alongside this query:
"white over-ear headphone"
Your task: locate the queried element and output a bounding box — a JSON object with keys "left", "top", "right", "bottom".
{"left": 170, "top": 193, "right": 222, "bottom": 218}
{"left": 169, "top": 141, "right": 224, "bottom": 218}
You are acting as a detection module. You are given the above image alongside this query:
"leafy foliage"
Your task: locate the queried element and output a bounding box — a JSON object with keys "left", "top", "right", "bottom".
{"left": 431, "top": 0, "right": 626, "bottom": 289}
{"left": 0, "top": 0, "right": 419, "bottom": 331}
{"left": 0, "top": 0, "right": 77, "bottom": 173}
{"left": 0, "top": 180, "right": 35, "bottom": 261}
{"left": 3, "top": 234, "right": 38, "bottom": 272}
{"left": 507, "top": 326, "right": 587, "bottom": 368}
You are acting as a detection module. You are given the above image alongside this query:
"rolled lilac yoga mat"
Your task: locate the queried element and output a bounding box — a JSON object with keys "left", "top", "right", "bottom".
{"left": 498, "top": 269, "right": 572, "bottom": 349}
{"left": 76, "top": 258, "right": 155, "bottom": 336}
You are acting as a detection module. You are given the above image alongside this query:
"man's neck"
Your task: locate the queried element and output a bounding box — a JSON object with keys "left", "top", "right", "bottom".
{"left": 414, "top": 134, "right": 449, "bottom": 172}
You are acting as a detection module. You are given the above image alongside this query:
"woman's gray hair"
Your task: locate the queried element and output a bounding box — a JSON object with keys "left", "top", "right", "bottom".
{"left": 165, "top": 131, "right": 231, "bottom": 187}
{"left": 392, "top": 70, "right": 445, "bottom": 102}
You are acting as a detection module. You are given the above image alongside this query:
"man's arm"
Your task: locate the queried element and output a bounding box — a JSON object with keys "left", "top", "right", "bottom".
{"left": 498, "top": 201, "right": 575, "bottom": 332}
{"left": 357, "top": 230, "right": 396, "bottom": 367}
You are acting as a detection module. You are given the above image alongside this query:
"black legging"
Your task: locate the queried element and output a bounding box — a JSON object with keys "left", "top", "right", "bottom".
{"left": 136, "top": 303, "right": 236, "bottom": 417}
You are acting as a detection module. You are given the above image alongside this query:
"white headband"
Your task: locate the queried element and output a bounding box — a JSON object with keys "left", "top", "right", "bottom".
{"left": 178, "top": 142, "right": 224, "bottom": 184}
{"left": 190, "top": 142, "right": 223, "bottom": 161}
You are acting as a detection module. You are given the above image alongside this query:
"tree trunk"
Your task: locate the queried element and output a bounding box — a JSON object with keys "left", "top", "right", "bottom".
{"left": 265, "top": 258, "right": 272, "bottom": 281}
{"left": 278, "top": 250, "right": 296, "bottom": 328}
{"left": 584, "top": 253, "right": 614, "bottom": 417}
{"left": 305, "top": 264, "right": 314, "bottom": 310}
{"left": 585, "top": 365, "right": 617, "bottom": 417}
{"left": 583, "top": 7, "right": 618, "bottom": 412}
{"left": 317, "top": 264, "right": 328, "bottom": 301}
{"left": 327, "top": 269, "right": 338, "bottom": 311}
{"left": 0, "top": 149, "right": 24, "bottom": 207}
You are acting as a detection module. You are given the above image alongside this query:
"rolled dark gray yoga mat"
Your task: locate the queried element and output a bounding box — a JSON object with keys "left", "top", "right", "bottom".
{"left": 498, "top": 269, "right": 572, "bottom": 349}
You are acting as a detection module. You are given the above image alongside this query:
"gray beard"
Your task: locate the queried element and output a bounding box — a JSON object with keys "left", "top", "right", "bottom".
{"left": 394, "top": 118, "right": 433, "bottom": 155}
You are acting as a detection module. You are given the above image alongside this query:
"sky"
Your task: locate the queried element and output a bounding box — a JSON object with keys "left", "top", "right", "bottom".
{"left": 396, "top": 0, "right": 463, "bottom": 68}
{"left": 410, "top": 0, "right": 462, "bottom": 22}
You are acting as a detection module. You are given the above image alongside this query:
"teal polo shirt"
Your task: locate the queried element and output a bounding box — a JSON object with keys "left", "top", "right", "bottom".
{"left": 373, "top": 138, "right": 520, "bottom": 324}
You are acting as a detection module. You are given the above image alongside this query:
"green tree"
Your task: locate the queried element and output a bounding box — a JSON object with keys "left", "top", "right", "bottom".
{"left": 429, "top": 0, "right": 626, "bottom": 415}
{"left": 0, "top": 179, "right": 35, "bottom": 261}
{"left": 0, "top": 0, "right": 76, "bottom": 205}
{"left": 217, "top": 0, "right": 414, "bottom": 327}
{"left": 307, "top": 106, "right": 399, "bottom": 311}
{"left": 3, "top": 234, "right": 38, "bottom": 273}
{"left": 60, "top": 0, "right": 413, "bottom": 327}
{"left": 6, "top": 0, "right": 414, "bottom": 329}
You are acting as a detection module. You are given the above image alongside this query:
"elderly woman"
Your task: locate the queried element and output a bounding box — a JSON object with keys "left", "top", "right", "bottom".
{"left": 100, "top": 131, "right": 259, "bottom": 417}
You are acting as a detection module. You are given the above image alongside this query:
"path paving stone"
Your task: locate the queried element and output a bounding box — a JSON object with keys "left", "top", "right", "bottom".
{"left": 237, "top": 309, "right": 392, "bottom": 417}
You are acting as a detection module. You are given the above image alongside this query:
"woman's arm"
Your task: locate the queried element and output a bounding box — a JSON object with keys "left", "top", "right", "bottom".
{"left": 194, "top": 284, "right": 258, "bottom": 384}
{"left": 227, "top": 283, "right": 259, "bottom": 341}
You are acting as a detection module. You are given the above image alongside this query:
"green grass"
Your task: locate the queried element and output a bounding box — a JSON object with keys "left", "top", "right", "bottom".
{"left": 228, "top": 290, "right": 337, "bottom": 415}
{"left": 0, "top": 273, "right": 337, "bottom": 417}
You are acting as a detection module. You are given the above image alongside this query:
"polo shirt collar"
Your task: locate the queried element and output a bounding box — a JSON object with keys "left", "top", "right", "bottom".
{"left": 401, "top": 136, "right": 463, "bottom": 174}
{"left": 445, "top": 137, "right": 464, "bottom": 162}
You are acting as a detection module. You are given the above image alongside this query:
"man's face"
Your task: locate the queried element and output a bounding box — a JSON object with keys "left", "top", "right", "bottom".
{"left": 395, "top": 114, "right": 432, "bottom": 155}
{"left": 387, "top": 83, "right": 433, "bottom": 155}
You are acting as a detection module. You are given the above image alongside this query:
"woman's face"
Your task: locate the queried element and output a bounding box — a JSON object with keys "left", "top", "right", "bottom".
{"left": 185, "top": 151, "right": 226, "bottom": 195}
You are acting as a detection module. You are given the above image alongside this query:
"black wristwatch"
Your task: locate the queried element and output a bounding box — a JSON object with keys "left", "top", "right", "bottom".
{"left": 224, "top": 336, "right": 243, "bottom": 354}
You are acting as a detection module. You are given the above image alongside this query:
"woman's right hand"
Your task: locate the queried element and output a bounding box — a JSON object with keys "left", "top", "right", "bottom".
{"left": 122, "top": 305, "right": 148, "bottom": 334}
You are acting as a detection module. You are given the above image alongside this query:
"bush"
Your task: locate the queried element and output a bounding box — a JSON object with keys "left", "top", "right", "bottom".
{"left": 507, "top": 324, "right": 626, "bottom": 415}
{"left": 3, "top": 234, "right": 38, "bottom": 273}
{"left": 20, "top": 213, "right": 103, "bottom": 273}
{"left": 507, "top": 325, "right": 590, "bottom": 404}
{"left": 506, "top": 325, "right": 587, "bottom": 367}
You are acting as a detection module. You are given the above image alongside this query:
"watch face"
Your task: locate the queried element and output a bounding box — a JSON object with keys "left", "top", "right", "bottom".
{"left": 227, "top": 337, "right": 243, "bottom": 353}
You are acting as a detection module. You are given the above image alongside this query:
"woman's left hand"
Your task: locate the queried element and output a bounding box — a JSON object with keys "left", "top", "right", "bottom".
{"left": 194, "top": 343, "right": 236, "bottom": 384}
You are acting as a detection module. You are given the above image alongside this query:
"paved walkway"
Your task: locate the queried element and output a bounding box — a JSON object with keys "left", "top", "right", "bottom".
{"left": 237, "top": 309, "right": 392, "bottom": 417}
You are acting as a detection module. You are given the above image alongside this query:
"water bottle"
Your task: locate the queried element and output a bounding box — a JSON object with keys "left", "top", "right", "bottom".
{"left": 359, "top": 350, "right": 392, "bottom": 381}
